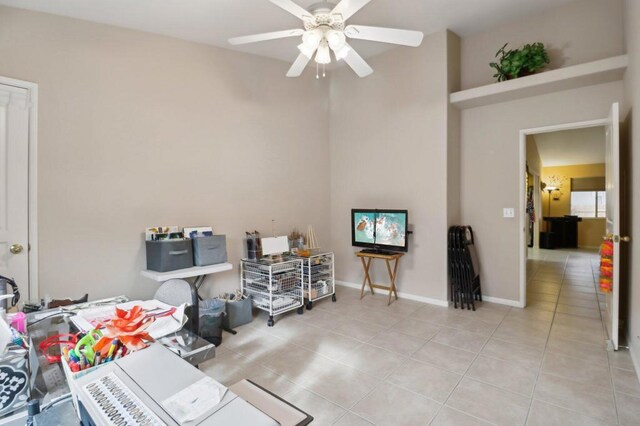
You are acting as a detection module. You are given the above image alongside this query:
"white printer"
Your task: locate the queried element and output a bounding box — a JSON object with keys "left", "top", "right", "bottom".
{"left": 73, "top": 344, "right": 310, "bottom": 426}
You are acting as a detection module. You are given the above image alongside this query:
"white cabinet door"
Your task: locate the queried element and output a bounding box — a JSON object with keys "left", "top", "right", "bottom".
{"left": 0, "top": 84, "right": 30, "bottom": 301}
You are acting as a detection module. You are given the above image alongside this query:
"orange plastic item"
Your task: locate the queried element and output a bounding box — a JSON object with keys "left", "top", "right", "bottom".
{"left": 599, "top": 240, "right": 614, "bottom": 293}
{"left": 92, "top": 305, "right": 155, "bottom": 354}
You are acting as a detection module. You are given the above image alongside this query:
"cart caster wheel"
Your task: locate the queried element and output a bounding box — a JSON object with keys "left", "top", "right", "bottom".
{"left": 297, "top": 306, "right": 304, "bottom": 315}
{"left": 267, "top": 316, "right": 274, "bottom": 327}
{"left": 306, "top": 301, "right": 313, "bottom": 310}
{"left": 332, "top": 294, "right": 337, "bottom": 302}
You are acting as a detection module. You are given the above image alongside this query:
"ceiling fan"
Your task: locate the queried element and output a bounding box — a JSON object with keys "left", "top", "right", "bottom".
{"left": 228, "top": 0, "right": 424, "bottom": 78}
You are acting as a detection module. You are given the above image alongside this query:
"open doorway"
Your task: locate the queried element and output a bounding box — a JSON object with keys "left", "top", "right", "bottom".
{"left": 523, "top": 125, "right": 606, "bottom": 315}
{"left": 518, "top": 103, "right": 624, "bottom": 350}
{"left": 519, "top": 118, "right": 610, "bottom": 308}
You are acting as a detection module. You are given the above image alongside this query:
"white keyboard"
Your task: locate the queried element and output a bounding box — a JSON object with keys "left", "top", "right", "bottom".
{"left": 83, "top": 372, "right": 166, "bottom": 426}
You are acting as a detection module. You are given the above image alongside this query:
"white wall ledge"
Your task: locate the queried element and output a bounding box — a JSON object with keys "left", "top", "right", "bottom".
{"left": 450, "top": 55, "right": 628, "bottom": 109}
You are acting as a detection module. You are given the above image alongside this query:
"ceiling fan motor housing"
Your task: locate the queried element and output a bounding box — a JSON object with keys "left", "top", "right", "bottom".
{"left": 304, "top": 2, "right": 344, "bottom": 31}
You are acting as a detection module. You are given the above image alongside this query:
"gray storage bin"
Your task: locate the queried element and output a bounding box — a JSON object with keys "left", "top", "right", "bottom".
{"left": 146, "top": 240, "right": 194, "bottom": 272}
{"left": 223, "top": 294, "right": 253, "bottom": 330}
{"left": 193, "top": 235, "right": 228, "bottom": 266}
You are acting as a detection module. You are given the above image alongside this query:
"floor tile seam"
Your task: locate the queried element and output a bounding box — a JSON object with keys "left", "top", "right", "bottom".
{"left": 523, "top": 254, "right": 567, "bottom": 425}
{"left": 609, "top": 364, "right": 637, "bottom": 373}
{"left": 320, "top": 345, "right": 409, "bottom": 380}
{"left": 378, "top": 379, "right": 446, "bottom": 407}
{"left": 535, "top": 255, "right": 619, "bottom": 424}
{"left": 423, "top": 320, "right": 497, "bottom": 338}
{"left": 269, "top": 363, "right": 380, "bottom": 414}
{"left": 484, "top": 335, "right": 546, "bottom": 356}
{"left": 438, "top": 306, "right": 510, "bottom": 412}
{"left": 427, "top": 405, "right": 498, "bottom": 426}
{"left": 470, "top": 351, "right": 543, "bottom": 375}
{"left": 291, "top": 383, "right": 355, "bottom": 413}
{"left": 364, "top": 336, "right": 427, "bottom": 358}
{"left": 405, "top": 351, "right": 472, "bottom": 376}
{"left": 331, "top": 411, "right": 371, "bottom": 426}
{"left": 536, "top": 369, "right": 614, "bottom": 392}
{"left": 255, "top": 338, "right": 369, "bottom": 376}
{"left": 532, "top": 392, "right": 619, "bottom": 424}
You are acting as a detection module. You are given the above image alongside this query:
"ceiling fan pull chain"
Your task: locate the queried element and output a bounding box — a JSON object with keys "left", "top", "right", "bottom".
{"left": 323, "top": 63, "right": 326, "bottom": 78}
{"left": 316, "top": 62, "right": 319, "bottom": 79}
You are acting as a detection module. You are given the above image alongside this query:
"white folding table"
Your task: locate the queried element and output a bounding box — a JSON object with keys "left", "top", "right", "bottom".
{"left": 141, "top": 263, "right": 233, "bottom": 333}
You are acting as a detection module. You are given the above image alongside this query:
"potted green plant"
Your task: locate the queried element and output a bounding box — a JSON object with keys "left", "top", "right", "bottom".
{"left": 489, "top": 42, "right": 550, "bottom": 82}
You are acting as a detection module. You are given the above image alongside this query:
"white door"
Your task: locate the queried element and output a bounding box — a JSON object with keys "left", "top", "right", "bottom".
{"left": 604, "top": 102, "right": 622, "bottom": 350}
{"left": 0, "top": 84, "right": 30, "bottom": 302}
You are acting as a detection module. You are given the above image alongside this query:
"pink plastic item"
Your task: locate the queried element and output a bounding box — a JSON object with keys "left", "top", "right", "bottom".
{"left": 9, "top": 312, "right": 26, "bottom": 334}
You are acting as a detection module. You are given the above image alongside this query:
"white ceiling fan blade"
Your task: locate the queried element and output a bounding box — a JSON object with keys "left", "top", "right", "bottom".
{"left": 344, "top": 25, "right": 424, "bottom": 47}
{"left": 269, "top": 0, "right": 313, "bottom": 21}
{"left": 286, "top": 53, "right": 312, "bottom": 77}
{"left": 228, "top": 29, "right": 304, "bottom": 45}
{"left": 331, "top": 0, "right": 371, "bottom": 21}
{"left": 342, "top": 43, "right": 373, "bottom": 78}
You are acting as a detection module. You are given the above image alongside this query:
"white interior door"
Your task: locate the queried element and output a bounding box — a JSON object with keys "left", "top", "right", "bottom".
{"left": 0, "top": 84, "right": 30, "bottom": 302}
{"left": 604, "top": 102, "right": 620, "bottom": 350}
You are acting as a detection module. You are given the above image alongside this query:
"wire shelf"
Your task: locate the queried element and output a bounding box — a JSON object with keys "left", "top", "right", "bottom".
{"left": 241, "top": 258, "right": 304, "bottom": 326}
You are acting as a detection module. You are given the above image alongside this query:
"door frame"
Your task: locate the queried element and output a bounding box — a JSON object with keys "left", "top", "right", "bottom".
{"left": 0, "top": 76, "right": 38, "bottom": 300}
{"left": 518, "top": 118, "right": 608, "bottom": 308}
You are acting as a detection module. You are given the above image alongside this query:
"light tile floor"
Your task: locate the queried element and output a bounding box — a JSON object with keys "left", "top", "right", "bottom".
{"left": 201, "top": 249, "right": 640, "bottom": 425}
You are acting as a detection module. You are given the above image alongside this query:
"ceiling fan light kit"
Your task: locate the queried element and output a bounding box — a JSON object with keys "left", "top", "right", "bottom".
{"left": 228, "top": 0, "right": 424, "bottom": 78}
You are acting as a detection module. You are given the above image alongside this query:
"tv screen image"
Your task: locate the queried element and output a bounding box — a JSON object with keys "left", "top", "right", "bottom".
{"left": 351, "top": 209, "right": 409, "bottom": 252}
{"left": 375, "top": 211, "right": 407, "bottom": 248}
{"left": 353, "top": 211, "right": 376, "bottom": 244}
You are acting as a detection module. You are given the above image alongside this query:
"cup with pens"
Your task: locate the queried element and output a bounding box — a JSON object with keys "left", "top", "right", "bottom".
{"left": 62, "top": 329, "right": 129, "bottom": 373}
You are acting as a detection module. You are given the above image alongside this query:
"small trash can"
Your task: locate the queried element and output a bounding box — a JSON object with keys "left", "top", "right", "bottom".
{"left": 199, "top": 298, "right": 226, "bottom": 346}
{"left": 223, "top": 293, "right": 253, "bottom": 330}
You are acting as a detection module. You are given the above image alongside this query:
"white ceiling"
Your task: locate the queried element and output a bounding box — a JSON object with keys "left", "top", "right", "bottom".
{"left": 0, "top": 0, "right": 581, "bottom": 64}
{"left": 533, "top": 127, "right": 606, "bottom": 167}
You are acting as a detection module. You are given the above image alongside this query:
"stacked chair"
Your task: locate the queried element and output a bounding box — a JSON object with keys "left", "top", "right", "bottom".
{"left": 448, "top": 226, "right": 483, "bottom": 310}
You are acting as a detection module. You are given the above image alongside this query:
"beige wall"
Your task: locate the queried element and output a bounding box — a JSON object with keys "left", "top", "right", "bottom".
{"left": 329, "top": 31, "right": 457, "bottom": 303}
{"left": 460, "top": 82, "right": 623, "bottom": 303}
{"left": 541, "top": 163, "right": 606, "bottom": 248}
{"left": 461, "top": 0, "right": 624, "bottom": 89}
{"left": 623, "top": 0, "right": 640, "bottom": 375}
{"left": 0, "top": 6, "right": 331, "bottom": 301}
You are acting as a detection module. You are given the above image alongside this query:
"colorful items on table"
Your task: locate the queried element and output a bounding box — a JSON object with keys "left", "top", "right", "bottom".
{"left": 38, "top": 333, "right": 77, "bottom": 363}
{"left": 61, "top": 332, "right": 129, "bottom": 372}
{"left": 599, "top": 240, "right": 614, "bottom": 293}
{"left": 93, "top": 305, "right": 155, "bottom": 356}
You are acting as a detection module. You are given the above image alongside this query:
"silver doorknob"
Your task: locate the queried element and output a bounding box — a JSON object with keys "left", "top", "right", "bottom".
{"left": 9, "top": 244, "right": 23, "bottom": 254}
{"left": 620, "top": 236, "right": 631, "bottom": 243}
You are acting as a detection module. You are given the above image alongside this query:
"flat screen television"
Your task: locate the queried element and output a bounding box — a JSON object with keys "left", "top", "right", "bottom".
{"left": 351, "top": 209, "right": 409, "bottom": 253}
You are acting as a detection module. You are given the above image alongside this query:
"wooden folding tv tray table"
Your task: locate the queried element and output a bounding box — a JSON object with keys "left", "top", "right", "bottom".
{"left": 356, "top": 251, "right": 404, "bottom": 305}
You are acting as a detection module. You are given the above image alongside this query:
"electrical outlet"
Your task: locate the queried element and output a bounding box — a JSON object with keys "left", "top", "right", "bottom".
{"left": 503, "top": 208, "right": 515, "bottom": 218}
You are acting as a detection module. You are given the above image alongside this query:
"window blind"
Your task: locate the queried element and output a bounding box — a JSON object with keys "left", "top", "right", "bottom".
{"left": 571, "top": 177, "right": 605, "bottom": 191}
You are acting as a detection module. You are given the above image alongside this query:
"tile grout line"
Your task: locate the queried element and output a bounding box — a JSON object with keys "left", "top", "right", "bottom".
{"left": 426, "top": 300, "right": 513, "bottom": 425}
{"left": 522, "top": 249, "right": 567, "bottom": 425}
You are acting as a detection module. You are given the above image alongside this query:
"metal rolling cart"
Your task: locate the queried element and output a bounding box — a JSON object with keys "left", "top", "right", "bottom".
{"left": 241, "top": 257, "right": 304, "bottom": 327}
{"left": 298, "top": 252, "right": 336, "bottom": 310}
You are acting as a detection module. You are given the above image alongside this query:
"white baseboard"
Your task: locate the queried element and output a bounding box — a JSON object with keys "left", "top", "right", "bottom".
{"left": 335, "top": 281, "right": 522, "bottom": 309}
{"left": 628, "top": 338, "right": 640, "bottom": 385}
{"left": 335, "top": 280, "right": 449, "bottom": 307}
{"left": 482, "top": 296, "right": 524, "bottom": 308}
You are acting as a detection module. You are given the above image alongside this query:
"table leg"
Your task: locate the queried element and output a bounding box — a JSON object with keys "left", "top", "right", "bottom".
{"left": 194, "top": 275, "right": 206, "bottom": 301}
{"left": 385, "top": 257, "right": 400, "bottom": 306}
{"left": 188, "top": 278, "right": 201, "bottom": 335}
{"left": 360, "top": 257, "right": 374, "bottom": 299}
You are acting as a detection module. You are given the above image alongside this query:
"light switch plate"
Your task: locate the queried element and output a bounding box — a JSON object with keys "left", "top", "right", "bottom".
{"left": 503, "top": 208, "right": 515, "bottom": 218}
